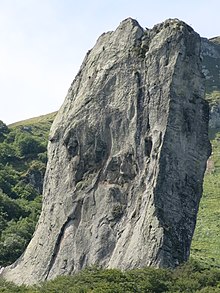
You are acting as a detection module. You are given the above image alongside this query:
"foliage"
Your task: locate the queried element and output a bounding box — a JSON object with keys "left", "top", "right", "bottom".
{"left": 12, "top": 182, "right": 39, "bottom": 201}
{"left": 0, "top": 261, "right": 220, "bottom": 292}
{"left": 0, "top": 120, "right": 9, "bottom": 142}
{"left": 0, "top": 164, "right": 18, "bottom": 197}
{"left": 0, "top": 215, "right": 38, "bottom": 266}
{"left": 0, "top": 113, "right": 54, "bottom": 266}
{"left": 15, "top": 133, "right": 46, "bottom": 157}
{"left": 0, "top": 190, "right": 27, "bottom": 222}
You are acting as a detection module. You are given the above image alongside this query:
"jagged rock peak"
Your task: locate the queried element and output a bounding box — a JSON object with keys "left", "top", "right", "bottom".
{"left": 209, "top": 36, "right": 220, "bottom": 45}
{"left": 118, "top": 17, "right": 142, "bottom": 27}
{"left": 2, "top": 18, "right": 211, "bottom": 285}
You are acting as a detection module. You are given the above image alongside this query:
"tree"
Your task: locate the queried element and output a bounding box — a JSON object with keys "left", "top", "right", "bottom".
{"left": 0, "top": 165, "right": 18, "bottom": 198}
{"left": 0, "top": 190, "right": 27, "bottom": 220}
{"left": 15, "top": 133, "right": 46, "bottom": 157}
{"left": 0, "top": 120, "right": 9, "bottom": 142}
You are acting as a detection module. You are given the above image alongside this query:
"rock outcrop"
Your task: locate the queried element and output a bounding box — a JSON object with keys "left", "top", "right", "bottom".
{"left": 2, "top": 18, "right": 211, "bottom": 285}
{"left": 201, "top": 37, "right": 220, "bottom": 128}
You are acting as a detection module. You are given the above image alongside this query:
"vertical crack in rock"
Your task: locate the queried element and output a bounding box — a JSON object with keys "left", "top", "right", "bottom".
{"left": 45, "top": 216, "right": 73, "bottom": 280}
{"left": 2, "top": 18, "right": 211, "bottom": 285}
{"left": 134, "top": 70, "right": 146, "bottom": 169}
{"left": 135, "top": 70, "right": 144, "bottom": 145}
{"left": 45, "top": 199, "right": 83, "bottom": 280}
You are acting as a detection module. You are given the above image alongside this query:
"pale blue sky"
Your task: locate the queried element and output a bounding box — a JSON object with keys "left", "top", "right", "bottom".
{"left": 0, "top": 0, "right": 219, "bottom": 124}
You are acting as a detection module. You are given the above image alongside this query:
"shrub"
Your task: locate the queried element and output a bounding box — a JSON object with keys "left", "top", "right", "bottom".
{"left": 15, "top": 134, "right": 46, "bottom": 157}
{"left": 0, "top": 120, "right": 9, "bottom": 142}
{"left": 0, "top": 191, "right": 27, "bottom": 220}
{"left": 12, "top": 182, "right": 39, "bottom": 201}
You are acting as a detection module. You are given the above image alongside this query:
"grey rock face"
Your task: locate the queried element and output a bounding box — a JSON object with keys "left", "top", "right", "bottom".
{"left": 201, "top": 37, "right": 220, "bottom": 128}
{"left": 201, "top": 37, "right": 220, "bottom": 59}
{"left": 201, "top": 37, "right": 220, "bottom": 93}
{"left": 2, "top": 18, "right": 211, "bottom": 285}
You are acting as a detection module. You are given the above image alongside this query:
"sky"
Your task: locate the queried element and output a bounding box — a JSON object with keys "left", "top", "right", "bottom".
{"left": 0, "top": 0, "right": 219, "bottom": 125}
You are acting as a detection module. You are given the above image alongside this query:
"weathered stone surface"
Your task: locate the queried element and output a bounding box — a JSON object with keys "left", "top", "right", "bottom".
{"left": 2, "top": 18, "right": 211, "bottom": 285}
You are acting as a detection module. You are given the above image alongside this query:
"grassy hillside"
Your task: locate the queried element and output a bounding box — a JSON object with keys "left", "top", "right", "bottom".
{"left": 190, "top": 119, "right": 220, "bottom": 268}
{"left": 8, "top": 112, "right": 57, "bottom": 128}
{"left": 190, "top": 38, "right": 220, "bottom": 268}
{"left": 191, "top": 128, "right": 220, "bottom": 267}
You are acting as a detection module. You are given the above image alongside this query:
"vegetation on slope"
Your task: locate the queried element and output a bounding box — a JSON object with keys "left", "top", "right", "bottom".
{"left": 1, "top": 260, "right": 220, "bottom": 292}
{"left": 0, "top": 112, "right": 56, "bottom": 266}
{"left": 191, "top": 127, "right": 220, "bottom": 268}
{"left": 191, "top": 38, "right": 220, "bottom": 268}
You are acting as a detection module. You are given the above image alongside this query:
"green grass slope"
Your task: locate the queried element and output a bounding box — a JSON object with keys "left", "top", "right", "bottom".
{"left": 191, "top": 38, "right": 220, "bottom": 268}
{"left": 191, "top": 128, "right": 220, "bottom": 267}
{"left": 8, "top": 111, "right": 57, "bottom": 128}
